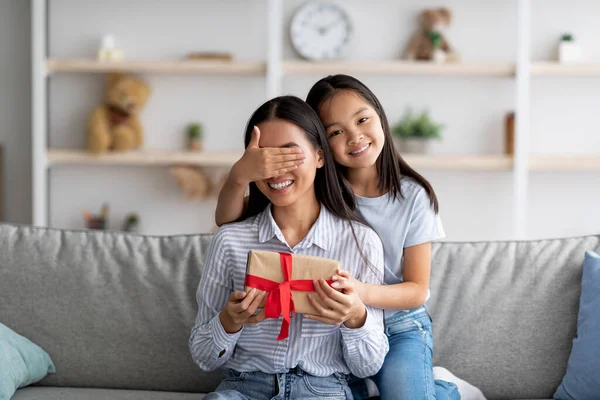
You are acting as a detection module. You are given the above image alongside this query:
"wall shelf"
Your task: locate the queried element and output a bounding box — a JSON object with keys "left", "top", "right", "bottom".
{"left": 283, "top": 61, "right": 516, "bottom": 77}
{"left": 46, "top": 59, "right": 267, "bottom": 75}
{"left": 404, "top": 154, "right": 513, "bottom": 170}
{"left": 531, "top": 62, "right": 600, "bottom": 76}
{"left": 529, "top": 155, "right": 600, "bottom": 171}
{"left": 47, "top": 149, "right": 242, "bottom": 167}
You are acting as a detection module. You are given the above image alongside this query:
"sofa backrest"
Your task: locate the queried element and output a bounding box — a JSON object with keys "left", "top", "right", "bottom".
{"left": 0, "top": 223, "right": 598, "bottom": 397}
{"left": 429, "top": 236, "right": 600, "bottom": 399}
{"left": 0, "top": 224, "right": 220, "bottom": 393}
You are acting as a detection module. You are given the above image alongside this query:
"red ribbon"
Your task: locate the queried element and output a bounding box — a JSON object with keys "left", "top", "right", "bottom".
{"left": 245, "top": 252, "right": 333, "bottom": 340}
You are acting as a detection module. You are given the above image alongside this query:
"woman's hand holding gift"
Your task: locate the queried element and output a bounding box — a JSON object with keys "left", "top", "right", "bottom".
{"left": 304, "top": 270, "right": 367, "bottom": 329}
{"left": 219, "top": 288, "right": 268, "bottom": 334}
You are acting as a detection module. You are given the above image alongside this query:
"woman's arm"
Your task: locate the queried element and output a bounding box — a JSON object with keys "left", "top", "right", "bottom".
{"left": 188, "top": 229, "right": 250, "bottom": 371}
{"left": 306, "top": 230, "right": 389, "bottom": 378}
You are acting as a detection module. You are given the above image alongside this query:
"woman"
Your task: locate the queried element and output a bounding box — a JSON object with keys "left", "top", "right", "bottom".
{"left": 189, "top": 96, "right": 388, "bottom": 400}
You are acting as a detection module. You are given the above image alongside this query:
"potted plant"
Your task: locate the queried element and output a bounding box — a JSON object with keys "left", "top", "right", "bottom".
{"left": 187, "top": 123, "right": 203, "bottom": 151}
{"left": 122, "top": 213, "right": 139, "bottom": 233}
{"left": 391, "top": 109, "right": 443, "bottom": 154}
{"left": 559, "top": 33, "right": 581, "bottom": 64}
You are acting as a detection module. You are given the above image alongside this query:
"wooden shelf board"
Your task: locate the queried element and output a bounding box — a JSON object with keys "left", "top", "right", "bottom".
{"left": 403, "top": 154, "right": 514, "bottom": 170}
{"left": 531, "top": 62, "right": 600, "bottom": 76}
{"left": 46, "top": 59, "right": 266, "bottom": 75}
{"left": 47, "top": 150, "right": 513, "bottom": 171}
{"left": 529, "top": 155, "right": 600, "bottom": 171}
{"left": 47, "top": 149, "right": 243, "bottom": 167}
{"left": 283, "top": 61, "right": 515, "bottom": 76}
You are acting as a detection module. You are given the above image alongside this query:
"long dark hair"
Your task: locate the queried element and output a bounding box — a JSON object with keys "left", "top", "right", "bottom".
{"left": 306, "top": 74, "right": 439, "bottom": 213}
{"left": 239, "top": 96, "right": 379, "bottom": 278}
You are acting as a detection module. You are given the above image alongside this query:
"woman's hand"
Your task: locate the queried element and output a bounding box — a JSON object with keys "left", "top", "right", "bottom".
{"left": 305, "top": 278, "right": 367, "bottom": 329}
{"left": 230, "top": 126, "right": 305, "bottom": 185}
{"left": 219, "top": 288, "right": 267, "bottom": 333}
{"left": 331, "top": 269, "right": 367, "bottom": 302}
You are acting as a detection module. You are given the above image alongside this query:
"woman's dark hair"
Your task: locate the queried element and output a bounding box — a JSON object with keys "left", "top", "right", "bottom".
{"left": 306, "top": 74, "right": 439, "bottom": 213}
{"left": 239, "top": 96, "right": 379, "bottom": 279}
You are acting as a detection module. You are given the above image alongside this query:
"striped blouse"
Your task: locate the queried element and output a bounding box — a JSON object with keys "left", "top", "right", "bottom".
{"left": 189, "top": 204, "right": 388, "bottom": 378}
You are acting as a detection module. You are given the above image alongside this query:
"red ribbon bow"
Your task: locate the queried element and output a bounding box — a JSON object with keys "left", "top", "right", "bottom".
{"left": 245, "top": 252, "right": 332, "bottom": 340}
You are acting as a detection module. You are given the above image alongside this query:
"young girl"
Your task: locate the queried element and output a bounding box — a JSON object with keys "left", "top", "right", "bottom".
{"left": 215, "top": 76, "right": 471, "bottom": 400}
{"left": 190, "top": 95, "right": 388, "bottom": 400}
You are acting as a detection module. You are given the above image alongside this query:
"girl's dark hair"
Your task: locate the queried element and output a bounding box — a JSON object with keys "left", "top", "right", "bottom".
{"left": 240, "top": 96, "right": 380, "bottom": 279}
{"left": 306, "top": 74, "right": 439, "bottom": 213}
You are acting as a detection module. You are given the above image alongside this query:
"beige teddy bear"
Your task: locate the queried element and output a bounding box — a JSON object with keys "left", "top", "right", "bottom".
{"left": 86, "top": 73, "right": 150, "bottom": 153}
{"left": 404, "top": 7, "right": 459, "bottom": 63}
{"left": 170, "top": 167, "right": 229, "bottom": 201}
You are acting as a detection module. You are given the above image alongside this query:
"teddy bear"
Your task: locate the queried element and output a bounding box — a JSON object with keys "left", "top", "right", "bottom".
{"left": 404, "top": 7, "right": 459, "bottom": 63}
{"left": 170, "top": 166, "right": 229, "bottom": 201}
{"left": 86, "top": 73, "right": 150, "bottom": 153}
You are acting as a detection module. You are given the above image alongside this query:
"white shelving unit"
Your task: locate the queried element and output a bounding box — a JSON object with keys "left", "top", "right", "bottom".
{"left": 31, "top": 0, "right": 600, "bottom": 236}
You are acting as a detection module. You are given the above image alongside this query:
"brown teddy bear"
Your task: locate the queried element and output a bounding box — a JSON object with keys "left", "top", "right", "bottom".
{"left": 86, "top": 73, "right": 150, "bottom": 153}
{"left": 169, "top": 166, "right": 229, "bottom": 201}
{"left": 404, "top": 7, "right": 459, "bottom": 63}
{"left": 170, "top": 167, "right": 212, "bottom": 201}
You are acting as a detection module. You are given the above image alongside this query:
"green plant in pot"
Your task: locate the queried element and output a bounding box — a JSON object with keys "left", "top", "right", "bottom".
{"left": 187, "top": 123, "right": 203, "bottom": 151}
{"left": 391, "top": 109, "right": 443, "bottom": 154}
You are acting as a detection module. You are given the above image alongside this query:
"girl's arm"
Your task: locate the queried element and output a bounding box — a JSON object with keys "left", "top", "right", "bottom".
{"left": 363, "top": 242, "right": 431, "bottom": 310}
{"left": 334, "top": 242, "right": 431, "bottom": 310}
{"left": 215, "top": 126, "right": 305, "bottom": 226}
{"left": 215, "top": 172, "right": 249, "bottom": 226}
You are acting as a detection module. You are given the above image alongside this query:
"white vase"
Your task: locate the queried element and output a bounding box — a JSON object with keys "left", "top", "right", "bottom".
{"left": 396, "top": 138, "right": 431, "bottom": 154}
{"left": 432, "top": 48, "right": 447, "bottom": 64}
{"left": 559, "top": 41, "right": 581, "bottom": 64}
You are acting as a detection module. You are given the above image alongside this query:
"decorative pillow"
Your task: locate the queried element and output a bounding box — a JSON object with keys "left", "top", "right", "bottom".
{"left": 554, "top": 251, "right": 600, "bottom": 400}
{"left": 0, "top": 322, "right": 56, "bottom": 400}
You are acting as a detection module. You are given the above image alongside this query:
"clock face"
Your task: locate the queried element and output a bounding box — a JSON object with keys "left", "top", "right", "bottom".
{"left": 290, "top": 2, "right": 353, "bottom": 61}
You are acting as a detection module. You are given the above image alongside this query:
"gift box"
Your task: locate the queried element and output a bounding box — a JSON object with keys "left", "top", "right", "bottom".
{"left": 245, "top": 250, "right": 340, "bottom": 340}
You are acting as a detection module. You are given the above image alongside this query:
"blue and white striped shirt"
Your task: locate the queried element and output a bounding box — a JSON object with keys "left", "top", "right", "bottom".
{"left": 189, "top": 204, "right": 388, "bottom": 378}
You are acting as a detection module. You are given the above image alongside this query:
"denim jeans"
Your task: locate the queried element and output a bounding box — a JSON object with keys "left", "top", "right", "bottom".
{"left": 350, "top": 307, "right": 460, "bottom": 400}
{"left": 204, "top": 367, "right": 353, "bottom": 399}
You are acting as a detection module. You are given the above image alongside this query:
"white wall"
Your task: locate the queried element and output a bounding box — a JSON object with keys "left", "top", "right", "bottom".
{"left": 0, "top": 0, "right": 32, "bottom": 224}
{"left": 16, "top": 0, "right": 600, "bottom": 239}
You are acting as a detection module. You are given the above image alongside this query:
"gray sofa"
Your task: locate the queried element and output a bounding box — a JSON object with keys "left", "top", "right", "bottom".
{"left": 1, "top": 222, "right": 598, "bottom": 400}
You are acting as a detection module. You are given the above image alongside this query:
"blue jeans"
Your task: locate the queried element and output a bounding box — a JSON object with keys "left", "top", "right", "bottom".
{"left": 205, "top": 367, "right": 353, "bottom": 399}
{"left": 350, "top": 307, "right": 460, "bottom": 400}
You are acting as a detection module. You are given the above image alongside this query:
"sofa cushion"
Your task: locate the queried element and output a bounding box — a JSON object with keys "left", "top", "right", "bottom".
{"left": 0, "top": 224, "right": 220, "bottom": 393}
{"left": 0, "top": 322, "right": 55, "bottom": 399}
{"left": 554, "top": 250, "right": 600, "bottom": 400}
{"left": 12, "top": 387, "right": 205, "bottom": 399}
{"left": 428, "top": 235, "right": 600, "bottom": 399}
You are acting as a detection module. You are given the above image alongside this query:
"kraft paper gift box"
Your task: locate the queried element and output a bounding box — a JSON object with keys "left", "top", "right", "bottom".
{"left": 245, "top": 250, "right": 340, "bottom": 316}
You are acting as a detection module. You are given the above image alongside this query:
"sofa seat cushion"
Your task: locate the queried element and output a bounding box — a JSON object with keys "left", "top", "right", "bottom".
{"left": 12, "top": 387, "right": 206, "bottom": 399}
